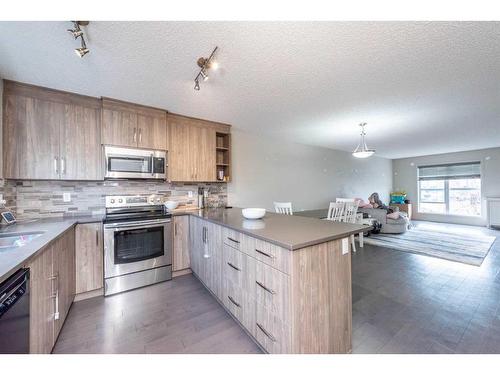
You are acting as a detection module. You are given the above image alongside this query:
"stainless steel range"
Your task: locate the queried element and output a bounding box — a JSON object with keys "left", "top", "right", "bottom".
{"left": 103, "top": 194, "right": 172, "bottom": 296}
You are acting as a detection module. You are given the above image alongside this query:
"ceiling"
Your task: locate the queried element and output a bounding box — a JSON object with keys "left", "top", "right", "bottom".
{"left": 0, "top": 21, "right": 499, "bottom": 159}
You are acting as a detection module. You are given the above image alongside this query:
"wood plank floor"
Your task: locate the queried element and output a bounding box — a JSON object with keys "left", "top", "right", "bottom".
{"left": 54, "top": 220, "right": 500, "bottom": 354}
{"left": 53, "top": 274, "right": 262, "bottom": 354}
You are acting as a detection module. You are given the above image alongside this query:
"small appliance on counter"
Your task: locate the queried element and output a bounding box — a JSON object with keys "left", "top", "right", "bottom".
{"left": 198, "top": 187, "right": 208, "bottom": 209}
{"left": 103, "top": 194, "right": 172, "bottom": 296}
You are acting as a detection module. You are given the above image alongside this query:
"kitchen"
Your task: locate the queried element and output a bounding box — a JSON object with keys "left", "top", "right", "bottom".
{"left": 0, "top": 79, "right": 365, "bottom": 354}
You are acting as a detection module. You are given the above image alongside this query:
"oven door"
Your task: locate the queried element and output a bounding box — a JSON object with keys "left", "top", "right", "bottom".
{"left": 104, "top": 219, "right": 172, "bottom": 279}
{"left": 104, "top": 146, "right": 166, "bottom": 179}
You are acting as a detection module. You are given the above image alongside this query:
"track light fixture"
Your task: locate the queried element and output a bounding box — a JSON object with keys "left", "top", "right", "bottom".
{"left": 193, "top": 46, "right": 218, "bottom": 91}
{"left": 68, "top": 21, "right": 90, "bottom": 58}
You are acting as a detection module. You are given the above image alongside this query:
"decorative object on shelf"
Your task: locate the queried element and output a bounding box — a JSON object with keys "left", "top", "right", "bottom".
{"left": 193, "top": 46, "right": 219, "bottom": 91}
{"left": 242, "top": 208, "right": 266, "bottom": 219}
{"left": 390, "top": 191, "right": 407, "bottom": 204}
{"left": 67, "top": 21, "right": 90, "bottom": 57}
{"left": 352, "top": 122, "right": 375, "bottom": 158}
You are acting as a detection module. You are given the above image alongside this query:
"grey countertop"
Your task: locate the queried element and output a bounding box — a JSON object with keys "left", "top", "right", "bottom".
{"left": 0, "top": 208, "right": 366, "bottom": 284}
{"left": 0, "top": 215, "right": 103, "bottom": 284}
{"left": 294, "top": 209, "right": 329, "bottom": 219}
{"left": 189, "top": 207, "right": 366, "bottom": 251}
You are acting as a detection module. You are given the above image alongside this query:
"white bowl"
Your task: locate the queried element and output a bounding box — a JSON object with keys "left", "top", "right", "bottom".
{"left": 164, "top": 201, "right": 179, "bottom": 210}
{"left": 242, "top": 208, "right": 266, "bottom": 220}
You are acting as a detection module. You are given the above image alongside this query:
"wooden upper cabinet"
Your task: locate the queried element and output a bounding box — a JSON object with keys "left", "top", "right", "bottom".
{"left": 167, "top": 113, "right": 227, "bottom": 182}
{"left": 3, "top": 81, "right": 102, "bottom": 180}
{"left": 101, "top": 98, "right": 167, "bottom": 150}
{"left": 3, "top": 90, "right": 62, "bottom": 179}
{"left": 137, "top": 112, "right": 168, "bottom": 150}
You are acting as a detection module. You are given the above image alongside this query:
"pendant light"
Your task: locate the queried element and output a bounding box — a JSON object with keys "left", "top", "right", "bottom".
{"left": 352, "top": 123, "right": 375, "bottom": 158}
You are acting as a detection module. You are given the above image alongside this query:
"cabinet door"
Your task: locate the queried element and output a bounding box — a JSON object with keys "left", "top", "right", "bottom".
{"left": 207, "top": 222, "right": 223, "bottom": 300}
{"left": 101, "top": 107, "right": 138, "bottom": 147}
{"left": 75, "top": 223, "right": 103, "bottom": 294}
{"left": 137, "top": 112, "right": 167, "bottom": 150}
{"left": 60, "top": 102, "right": 102, "bottom": 180}
{"left": 173, "top": 215, "right": 190, "bottom": 271}
{"left": 53, "top": 230, "right": 76, "bottom": 339}
{"left": 192, "top": 125, "right": 216, "bottom": 182}
{"left": 3, "top": 93, "right": 62, "bottom": 179}
{"left": 28, "top": 245, "right": 55, "bottom": 354}
{"left": 188, "top": 216, "right": 203, "bottom": 278}
{"left": 168, "top": 115, "right": 193, "bottom": 181}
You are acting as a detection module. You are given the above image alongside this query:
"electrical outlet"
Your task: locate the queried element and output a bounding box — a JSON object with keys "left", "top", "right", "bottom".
{"left": 342, "top": 238, "right": 349, "bottom": 255}
{"left": 188, "top": 191, "right": 193, "bottom": 198}
{"left": 63, "top": 193, "right": 71, "bottom": 202}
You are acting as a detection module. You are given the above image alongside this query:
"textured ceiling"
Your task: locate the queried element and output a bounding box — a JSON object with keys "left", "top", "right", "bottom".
{"left": 0, "top": 21, "right": 499, "bottom": 159}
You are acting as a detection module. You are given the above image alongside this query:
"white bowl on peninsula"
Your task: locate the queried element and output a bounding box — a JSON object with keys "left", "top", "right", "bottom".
{"left": 242, "top": 208, "right": 266, "bottom": 220}
{"left": 164, "top": 201, "right": 179, "bottom": 210}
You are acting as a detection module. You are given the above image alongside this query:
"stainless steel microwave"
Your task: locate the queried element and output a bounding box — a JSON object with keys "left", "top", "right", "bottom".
{"left": 104, "top": 146, "right": 166, "bottom": 180}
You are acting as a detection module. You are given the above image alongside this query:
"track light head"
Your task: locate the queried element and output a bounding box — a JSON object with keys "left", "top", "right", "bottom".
{"left": 75, "top": 47, "right": 90, "bottom": 58}
{"left": 194, "top": 80, "right": 200, "bottom": 91}
{"left": 67, "top": 28, "right": 83, "bottom": 39}
{"left": 200, "top": 70, "right": 209, "bottom": 81}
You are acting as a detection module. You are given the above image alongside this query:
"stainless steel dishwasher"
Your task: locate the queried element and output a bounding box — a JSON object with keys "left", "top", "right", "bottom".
{"left": 0, "top": 268, "right": 30, "bottom": 354}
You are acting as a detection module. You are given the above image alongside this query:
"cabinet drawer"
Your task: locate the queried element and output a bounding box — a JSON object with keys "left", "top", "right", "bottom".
{"left": 250, "top": 239, "right": 291, "bottom": 274}
{"left": 255, "top": 304, "right": 291, "bottom": 354}
{"left": 255, "top": 260, "right": 290, "bottom": 325}
{"left": 223, "top": 280, "right": 244, "bottom": 322}
{"left": 223, "top": 244, "right": 245, "bottom": 287}
{"left": 222, "top": 227, "right": 243, "bottom": 250}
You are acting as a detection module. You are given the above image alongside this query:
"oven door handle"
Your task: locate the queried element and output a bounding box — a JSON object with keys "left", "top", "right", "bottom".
{"left": 104, "top": 219, "right": 171, "bottom": 231}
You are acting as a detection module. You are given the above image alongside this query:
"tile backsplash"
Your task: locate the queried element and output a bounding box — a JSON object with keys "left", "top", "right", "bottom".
{"left": 2, "top": 179, "right": 227, "bottom": 219}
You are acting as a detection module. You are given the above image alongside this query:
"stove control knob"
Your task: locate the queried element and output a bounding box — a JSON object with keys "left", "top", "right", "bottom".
{"left": 110, "top": 199, "right": 115, "bottom": 204}
{"left": 156, "top": 198, "right": 161, "bottom": 202}
{"left": 118, "top": 198, "right": 123, "bottom": 203}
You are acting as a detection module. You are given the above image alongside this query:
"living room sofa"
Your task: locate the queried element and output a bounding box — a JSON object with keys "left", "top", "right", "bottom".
{"left": 358, "top": 206, "right": 410, "bottom": 234}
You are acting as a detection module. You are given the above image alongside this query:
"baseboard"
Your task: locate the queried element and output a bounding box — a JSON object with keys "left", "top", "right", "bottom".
{"left": 74, "top": 288, "right": 104, "bottom": 302}
{"left": 172, "top": 268, "right": 192, "bottom": 278}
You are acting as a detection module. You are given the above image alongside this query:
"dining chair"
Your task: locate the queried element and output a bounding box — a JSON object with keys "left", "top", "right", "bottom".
{"left": 327, "top": 202, "right": 344, "bottom": 222}
{"left": 342, "top": 201, "right": 360, "bottom": 252}
{"left": 274, "top": 202, "right": 293, "bottom": 215}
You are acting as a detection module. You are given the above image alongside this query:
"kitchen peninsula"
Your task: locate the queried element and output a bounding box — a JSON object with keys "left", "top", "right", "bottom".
{"left": 0, "top": 207, "right": 365, "bottom": 354}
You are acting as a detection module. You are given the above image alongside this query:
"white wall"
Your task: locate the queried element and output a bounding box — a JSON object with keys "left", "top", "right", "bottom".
{"left": 228, "top": 129, "right": 393, "bottom": 212}
{"left": 393, "top": 147, "right": 500, "bottom": 226}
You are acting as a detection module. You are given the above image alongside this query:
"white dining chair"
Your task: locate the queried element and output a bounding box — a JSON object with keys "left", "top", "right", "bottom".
{"left": 342, "top": 201, "right": 360, "bottom": 252}
{"left": 327, "top": 202, "right": 344, "bottom": 222}
{"left": 274, "top": 202, "right": 293, "bottom": 215}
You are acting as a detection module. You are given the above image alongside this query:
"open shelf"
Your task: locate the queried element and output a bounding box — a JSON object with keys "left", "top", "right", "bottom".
{"left": 216, "top": 132, "right": 231, "bottom": 182}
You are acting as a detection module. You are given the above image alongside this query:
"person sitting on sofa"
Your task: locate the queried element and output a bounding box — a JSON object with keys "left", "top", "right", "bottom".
{"left": 358, "top": 192, "right": 410, "bottom": 234}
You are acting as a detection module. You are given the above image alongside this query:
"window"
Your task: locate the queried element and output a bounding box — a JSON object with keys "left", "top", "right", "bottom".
{"left": 418, "top": 162, "right": 481, "bottom": 216}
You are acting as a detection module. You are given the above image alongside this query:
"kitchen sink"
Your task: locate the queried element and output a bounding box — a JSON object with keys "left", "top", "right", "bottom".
{"left": 0, "top": 231, "right": 45, "bottom": 250}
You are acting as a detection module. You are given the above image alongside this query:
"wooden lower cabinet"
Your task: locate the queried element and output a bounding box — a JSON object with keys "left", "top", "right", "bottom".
{"left": 27, "top": 228, "right": 76, "bottom": 354}
{"left": 191, "top": 217, "right": 353, "bottom": 354}
{"left": 75, "top": 223, "right": 103, "bottom": 294}
{"left": 173, "top": 216, "right": 190, "bottom": 272}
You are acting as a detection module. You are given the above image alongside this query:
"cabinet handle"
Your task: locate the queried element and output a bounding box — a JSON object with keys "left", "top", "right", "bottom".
{"left": 227, "top": 262, "right": 241, "bottom": 271}
{"left": 256, "top": 322, "right": 276, "bottom": 342}
{"left": 96, "top": 229, "right": 99, "bottom": 247}
{"left": 139, "top": 128, "right": 142, "bottom": 144}
{"left": 228, "top": 295, "right": 241, "bottom": 308}
{"left": 61, "top": 157, "right": 66, "bottom": 175}
{"left": 50, "top": 273, "right": 60, "bottom": 320}
{"left": 174, "top": 222, "right": 178, "bottom": 236}
{"left": 54, "top": 157, "right": 59, "bottom": 174}
{"left": 133, "top": 128, "right": 137, "bottom": 143}
{"left": 255, "top": 248, "right": 274, "bottom": 259}
{"left": 227, "top": 237, "right": 240, "bottom": 244}
{"left": 256, "top": 280, "right": 276, "bottom": 295}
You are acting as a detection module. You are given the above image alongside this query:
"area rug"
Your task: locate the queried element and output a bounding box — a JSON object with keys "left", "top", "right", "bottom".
{"left": 361, "top": 228, "right": 496, "bottom": 266}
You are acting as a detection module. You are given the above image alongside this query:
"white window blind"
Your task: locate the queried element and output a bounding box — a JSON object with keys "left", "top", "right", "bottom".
{"left": 418, "top": 162, "right": 481, "bottom": 181}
